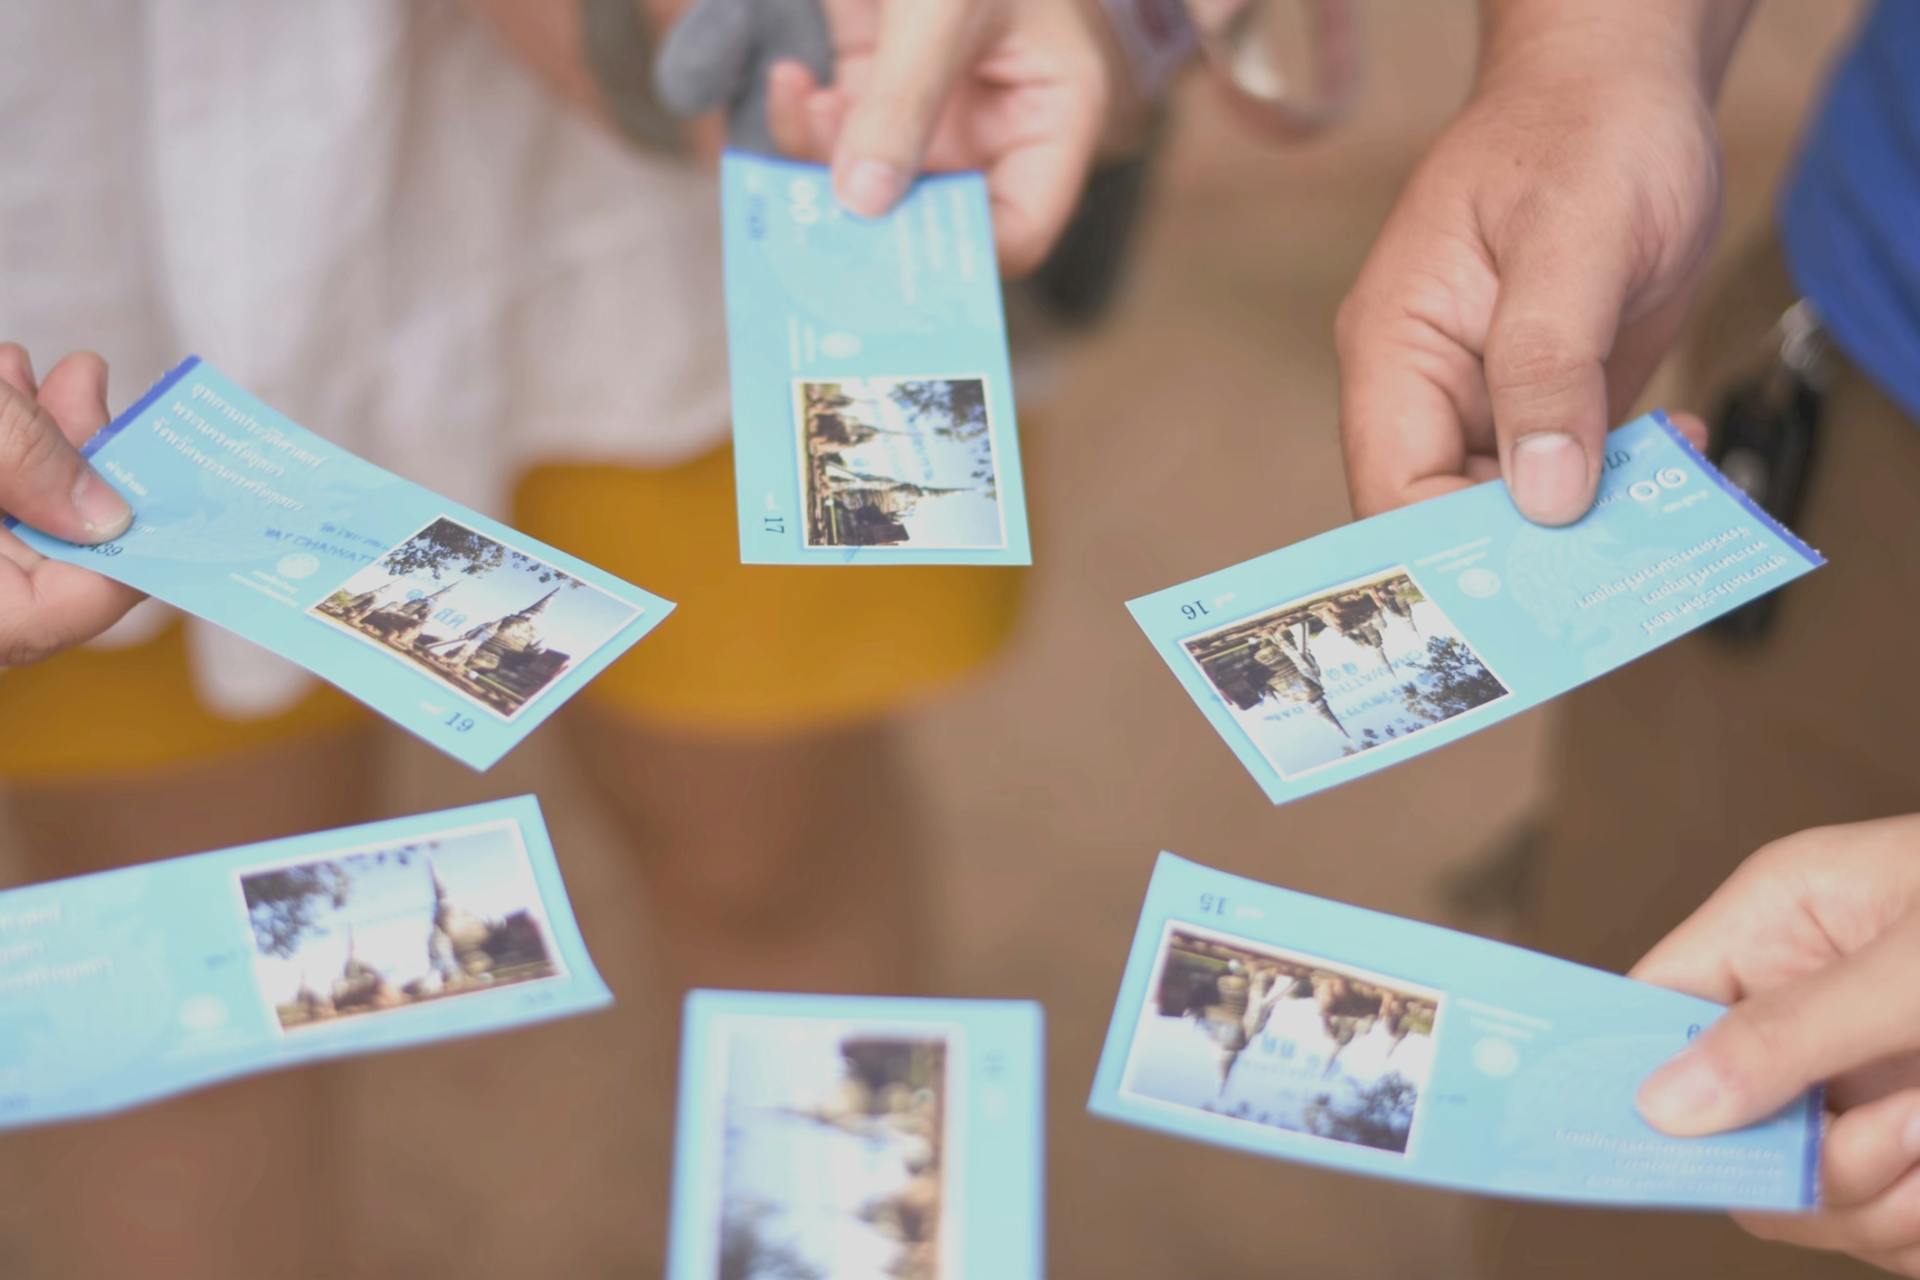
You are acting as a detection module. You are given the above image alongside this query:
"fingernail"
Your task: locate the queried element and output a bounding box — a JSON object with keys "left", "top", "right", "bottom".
{"left": 1637, "top": 1047, "right": 1730, "bottom": 1135}
{"left": 1508, "top": 432, "right": 1591, "bottom": 525}
{"left": 1902, "top": 1109, "right": 1920, "bottom": 1159}
{"left": 835, "top": 160, "right": 907, "bottom": 218}
{"left": 72, "top": 466, "right": 132, "bottom": 539}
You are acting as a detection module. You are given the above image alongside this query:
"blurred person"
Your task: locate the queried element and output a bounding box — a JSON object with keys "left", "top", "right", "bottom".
{"left": 1633, "top": 814, "right": 1920, "bottom": 1277}
{"left": 1329, "top": 1, "right": 1920, "bottom": 1276}
{"left": 0, "top": 1, "right": 1029, "bottom": 1274}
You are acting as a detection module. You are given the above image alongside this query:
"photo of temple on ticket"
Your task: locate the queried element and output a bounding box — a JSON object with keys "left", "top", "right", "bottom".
{"left": 702, "top": 1016, "right": 959, "bottom": 1279}
{"left": 236, "top": 819, "right": 564, "bottom": 1034}
{"left": 795, "top": 376, "right": 1007, "bottom": 550}
{"left": 310, "top": 516, "right": 644, "bottom": 721}
{"left": 1181, "top": 567, "right": 1511, "bottom": 779}
{"left": 1119, "top": 923, "right": 1441, "bottom": 1157}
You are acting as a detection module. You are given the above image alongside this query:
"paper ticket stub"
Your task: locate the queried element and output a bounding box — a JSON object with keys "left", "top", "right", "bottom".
{"left": 721, "top": 151, "right": 1033, "bottom": 565}
{"left": 0, "top": 797, "right": 611, "bottom": 1130}
{"left": 1088, "top": 852, "right": 1822, "bottom": 1210}
{"left": 1127, "top": 412, "right": 1823, "bottom": 804}
{"left": 8, "top": 356, "right": 673, "bottom": 770}
{"left": 668, "top": 990, "right": 1045, "bottom": 1279}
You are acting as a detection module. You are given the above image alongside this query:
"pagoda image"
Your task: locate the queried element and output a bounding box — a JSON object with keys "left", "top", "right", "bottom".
{"left": 419, "top": 586, "right": 573, "bottom": 713}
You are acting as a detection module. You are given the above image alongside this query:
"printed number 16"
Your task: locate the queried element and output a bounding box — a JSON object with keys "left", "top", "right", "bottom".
{"left": 1180, "top": 600, "right": 1210, "bottom": 621}
{"left": 1200, "top": 893, "right": 1228, "bottom": 916}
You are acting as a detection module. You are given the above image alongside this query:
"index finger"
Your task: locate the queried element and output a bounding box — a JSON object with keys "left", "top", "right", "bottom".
{"left": 1335, "top": 296, "right": 1494, "bottom": 517}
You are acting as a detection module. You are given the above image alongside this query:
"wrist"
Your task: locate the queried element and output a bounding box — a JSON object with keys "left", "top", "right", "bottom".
{"left": 1478, "top": 0, "right": 1753, "bottom": 104}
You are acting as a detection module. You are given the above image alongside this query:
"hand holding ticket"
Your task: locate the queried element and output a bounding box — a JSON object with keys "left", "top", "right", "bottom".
{"left": 1631, "top": 814, "right": 1920, "bottom": 1263}
{"left": 7, "top": 357, "right": 674, "bottom": 769}
{"left": 1089, "top": 853, "right": 1823, "bottom": 1210}
{"left": 1129, "top": 412, "right": 1823, "bottom": 804}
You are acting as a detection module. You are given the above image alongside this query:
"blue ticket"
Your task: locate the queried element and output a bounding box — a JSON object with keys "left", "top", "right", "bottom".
{"left": 8, "top": 357, "right": 674, "bottom": 771}
{"left": 668, "top": 990, "right": 1044, "bottom": 1279}
{"left": 721, "top": 151, "right": 1032, "bottom": 565}
{"left": 1128, "top": 412, "right": 1823, "bottom": 804}
{"left": 0, "top": 797, "right": 611, "bottom": 1130}
{"left": 1089, "top": 853, "right": 1822, "bottom": 1210}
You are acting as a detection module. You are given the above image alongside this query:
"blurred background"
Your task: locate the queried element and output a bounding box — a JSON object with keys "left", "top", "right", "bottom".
{"left": 0, "top": 2, "right": 1864, "bottom": 1276}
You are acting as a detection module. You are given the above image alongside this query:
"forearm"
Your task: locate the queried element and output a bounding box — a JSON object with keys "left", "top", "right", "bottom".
{"left": 1479, "top": 0, "right": 1755, "bottom": 99}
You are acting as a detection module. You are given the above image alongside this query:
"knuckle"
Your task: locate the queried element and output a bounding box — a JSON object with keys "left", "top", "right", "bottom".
{"left": 1485, "top": 324, "right": 1590, "bottom": 398}
{"left": 0, "top": 391, "right": 60, "bottom": 477}
{"left": 1707, "top": 1004, "right": 1804, "bottom": 1104}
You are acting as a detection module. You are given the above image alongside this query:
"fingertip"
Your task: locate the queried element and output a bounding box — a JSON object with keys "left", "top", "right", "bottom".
{"left": 1636, "top": 1046, "right": 1730, "bottom": 1138}
{"left": 832, "top": 157, "right": 909, "bottom": 219}
{"left": 1506, "top": 431, "right": 1597, "bottom": 525}
{"left": 1666, "top": 409, "right": 1711, "bottom": 451}
{"left": 0, "top": 343, "right": 36, "bottom": 397}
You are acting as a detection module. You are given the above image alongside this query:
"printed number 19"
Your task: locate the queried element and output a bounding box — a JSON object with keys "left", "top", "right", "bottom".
{"left": 445, "top": 713, "right": 475, "bottom": 734}
{"left": 1180, "top": 600, "right": 1210, "bottom": 621}
{"left": 1200, "top": 893, "right": 1228, "bottom": 916}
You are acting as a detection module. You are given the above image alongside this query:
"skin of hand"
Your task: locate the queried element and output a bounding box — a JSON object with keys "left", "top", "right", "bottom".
{"left": 1333, "top": 1, "right": 1755, "bottom": 525}
{"left": 0, "top": 344, "right": 145, "bottom": 669}
{"left": 760, "top": 0, "right": 1122, "bottom": 275}
{"left": 1632, "top": 815, "right": 1920, "bottom": 1276}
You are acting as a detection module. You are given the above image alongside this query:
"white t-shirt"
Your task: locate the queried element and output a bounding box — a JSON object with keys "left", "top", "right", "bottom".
{"left": 1, "top": 0, "right": 731, "bottom": 715}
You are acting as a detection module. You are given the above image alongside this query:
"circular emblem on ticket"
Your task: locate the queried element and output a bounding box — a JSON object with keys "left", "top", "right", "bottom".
{"left": 1457, "top": 567, "right": 1501, "bottom": 598}
{"left": 275, "top": 553, "right": 320, "bottom": 580}
{"left": 1472, "top": 1036, "right": 1520, "bottom": 1078}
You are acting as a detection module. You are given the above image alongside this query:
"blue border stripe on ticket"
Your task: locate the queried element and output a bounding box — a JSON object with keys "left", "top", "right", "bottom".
{"left": 1649, "top": 407, "right": 1826, "bottom": 568}
{"left": 3, "top": 355, "right": 203, "bottom": 534}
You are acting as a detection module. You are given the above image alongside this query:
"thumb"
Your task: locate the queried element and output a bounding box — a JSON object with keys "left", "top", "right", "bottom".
{"left": 1638, "top": 918, "right": 1920, "bottom": 1137}
{"left": 0, "top": 347, "right": 129, "bottom": 544}
{"left": 830, "top": 0, "right": 981, "bottom": 217}
{"left": 1483, "top": 216, "right": 1634, "bottom": 526}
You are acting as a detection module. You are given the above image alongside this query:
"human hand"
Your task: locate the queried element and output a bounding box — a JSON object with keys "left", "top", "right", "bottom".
{"left": 0, "top": 344, "right": 144, "bottom": 669}
{"left": 1633, "top": 815, "right": 1920, "bottom": 1276}
{"left": 1335, "top": 17, "right": 1735, "bottom": 524}
{"left": 762, "top": 0, "right": 1119, "bottom": 274}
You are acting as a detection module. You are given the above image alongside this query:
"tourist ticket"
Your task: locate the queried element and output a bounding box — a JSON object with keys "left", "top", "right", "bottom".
{"left": 668, "top": 990, "right": 1045, "bottom": 1279}
{"left": 8, "top": 357, "right": 673, "bottom": 770}
{"left": 1128, "top": 412, "right": 1823, "bottom": 804}
{"left": 1088, "top": 852, "right": 1822, "bottom": 1211}
{"left": 0, "top": 797, "right": 611, "bottom": 1130}
{"left": 721, "top": 151, "right": 1033, "bottom": 565}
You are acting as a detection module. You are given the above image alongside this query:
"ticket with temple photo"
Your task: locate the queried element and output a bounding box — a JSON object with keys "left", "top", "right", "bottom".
{"left": 721, "top": 151, "right": 1032, "bottom": 565}
{"left": 7, "top": 356, "right": 673, "bottom": 770}
{"left": 0, "top": 797, "right": 610, "bottom": 1130}
{"left": 667, "top": 990, "right": 1045, "bottom": 1280}
{"left": 1088, "top": 852, "right": 1822, "bottom": 1211}
{"left": 1128, "top": 412, "right": 1823, "bottom": 805}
